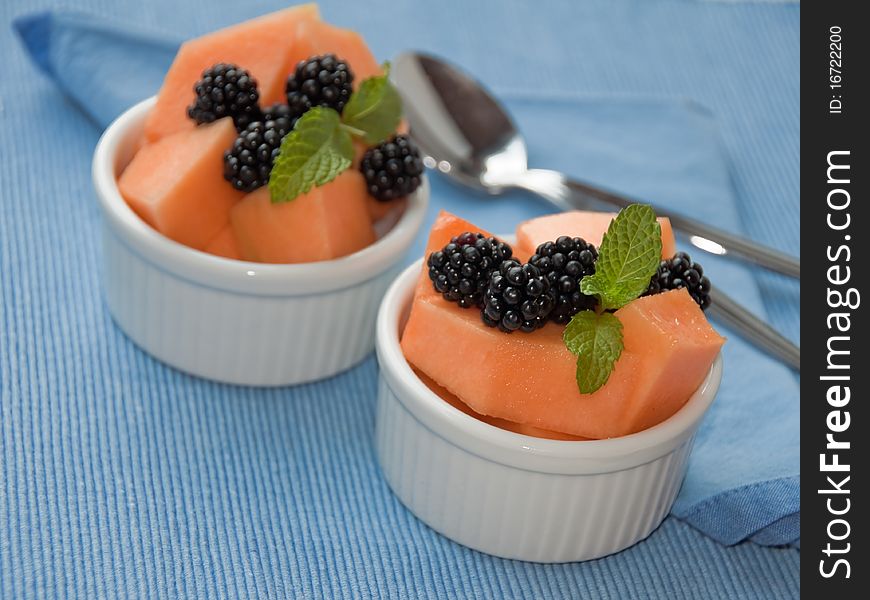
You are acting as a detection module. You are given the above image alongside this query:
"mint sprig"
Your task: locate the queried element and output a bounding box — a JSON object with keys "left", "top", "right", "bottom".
{"left": 268, "top": 65, "right": 404, "bottom": 203}
{"left": 563, "top": 311, "right": 624, "bottom": 394}
{"left": 342, "top": 64, "right": 402, "bottom": 145}
{"left": 565, "top": 204, "right": 662, "bottom": 393}
{"left": 580, "top": 204, "right": 662, "bottom": 311}
{"left": 269, "top": 107, "right": 353, "bottom": 203}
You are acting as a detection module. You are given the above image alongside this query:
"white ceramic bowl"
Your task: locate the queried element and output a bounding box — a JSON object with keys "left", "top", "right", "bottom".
{"left": 93, "top": 97, "right": 428, "bottom": 386}
{"left": 375, "top": 261, "right": 723, "bottom": 562}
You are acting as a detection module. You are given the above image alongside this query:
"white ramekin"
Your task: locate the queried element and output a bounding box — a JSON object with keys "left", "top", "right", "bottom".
{"left": 375, "top": 261, "right": 723, "bottom": 562}
{"left": 93, "top": 97, "right": 428, "bottom": 386}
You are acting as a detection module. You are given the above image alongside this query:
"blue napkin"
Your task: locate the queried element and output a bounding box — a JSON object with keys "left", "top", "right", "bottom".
{"left": 14, "top": 9, "right": 799, "bottom": 547}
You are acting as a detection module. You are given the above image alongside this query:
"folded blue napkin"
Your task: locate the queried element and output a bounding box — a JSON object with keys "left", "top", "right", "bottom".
{"left": 14, "top": 9, "right": 799, "bottom": 547}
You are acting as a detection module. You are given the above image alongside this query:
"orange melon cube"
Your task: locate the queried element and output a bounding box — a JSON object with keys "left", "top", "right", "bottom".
{"left": 143, "top": 4, "right": 321, "bottom": 142}
{"left": 230, "top": 169, "right": 375, "bottom": 263}
{"left": 617, "top": 288, "right": 725, "bottom": 433}
{"left": 118, "top": 118, "right": 243, "bottom": 250}
{"left": 414, "top": 369, "right": 588, "bottom": 441}
{"left": 516, "top": 211, "right": 677, "bottom": 259}
{"left": 204, "top": 225, "right": 242, "bottom": 260}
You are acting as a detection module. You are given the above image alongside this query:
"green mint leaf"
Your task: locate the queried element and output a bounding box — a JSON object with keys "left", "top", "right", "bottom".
{"left": 579, "top": 204, "right": 662, "bottom": 310}
{"left": 563, "top": 311, "right": 624, "bottom": 394}
{"left": 341, "top": 64, "right": 402, "bottom": 144}
{"left": 269, "top": 107, "right": 353, "bottom": 203}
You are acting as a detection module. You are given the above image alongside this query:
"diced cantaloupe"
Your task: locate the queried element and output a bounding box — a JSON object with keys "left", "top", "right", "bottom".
{"left": 617, "top": 288, "right": 724, "bottom": 432}
{"left": 291, "top": 20, "right": 382, "bottom": 85}
{"left": 143, "top": 4, "right": 321, "bottom": 142}
{"left": 230, "top": 169, "right": 375, "bottom": 263}
{"left": 119, "top": 118, "right": 243, "bottom": 250}
{"left": 401, "top": 211, "right": 723, "bottom": 439}
{"left": 414, "top": 369, "right": 588, "bottom": 441}
{"left": 204, "top": 225, "right": 242, "bottom": 260}
{"left": 516, "top": 211, "right": 677, "bottom": 259}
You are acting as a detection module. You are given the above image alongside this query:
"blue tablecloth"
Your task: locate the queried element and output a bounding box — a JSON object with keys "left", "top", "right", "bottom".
{"left": 1, "top": 0, "right": 800, "bottom": 597}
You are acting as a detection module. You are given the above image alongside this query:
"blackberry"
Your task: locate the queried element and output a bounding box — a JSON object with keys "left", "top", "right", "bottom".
{"left": 645, "top": 252, "right": 712, "bottom": 310}
{"left": 482, "top": 259, "right": 555, "bottom": 333}
{"left": 285, "top": 54, "right": 354, "bottom": 115}
{"left": 360, "top": 135, "right": 424, "bottom": 201}
{"left": 529, "top": 236, "right": 599, "bottom": 324}
{"left": 223, "top": 115, "right": 294, "bottom": 192}
{"left": 427, "top": 232, "right": 513, "bottom": 308}
{"left": 188, "top": 63, "right": 261, "bottom": 131}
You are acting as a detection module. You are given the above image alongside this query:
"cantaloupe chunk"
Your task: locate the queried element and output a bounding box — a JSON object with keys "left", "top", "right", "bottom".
{"left": 119, "top": 118, "right": 243, "bottom": 250}
{"left": 291, "top": 20, "right": 382, "bottom": 85}
{"left": 230, "top": 169, "right": 375, "bottom": 263}
{"left": 143, "top": 4, "right": 321, "bottom": 142}
{"left": 401, "top": 211, "right": 723, "bottom": 439}
{"left": 414, "top": 369, "right": 588, "bottom": 441}
{"left": 516, "top": 211, "right": 676, "bottom": 259}
{"left": 205, "top": 225, "right": 242, "bottom": 260}
{"left": 618, "top": 288, "right": 724, "bottom": 432}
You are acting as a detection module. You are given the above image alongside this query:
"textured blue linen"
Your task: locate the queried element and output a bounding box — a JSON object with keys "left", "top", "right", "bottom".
{"left": 2, "top": 1, "right": 799, "bottom": 598}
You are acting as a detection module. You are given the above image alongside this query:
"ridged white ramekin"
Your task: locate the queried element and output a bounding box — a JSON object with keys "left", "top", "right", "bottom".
{"left": 92, "top": 97, "right": 428, "bottom": 386}
{"left": 375, "top": 262, "right": 723, "bottom": 562}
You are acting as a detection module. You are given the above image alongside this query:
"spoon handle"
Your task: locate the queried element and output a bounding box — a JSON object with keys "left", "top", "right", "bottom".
{"left": 707, "top": 290, "right": 800, "bottom": 371}
{"left": 560, "top": 177, "right": 800, "bottom": 279}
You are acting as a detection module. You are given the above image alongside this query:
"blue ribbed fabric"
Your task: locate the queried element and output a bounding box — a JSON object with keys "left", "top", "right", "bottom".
{"left": 2, "top": 0, "right": 799, "bottom": 597}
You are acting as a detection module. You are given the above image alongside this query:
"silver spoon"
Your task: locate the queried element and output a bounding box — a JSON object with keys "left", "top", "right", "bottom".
{"left": 392, "top": 51, "right": 799, "bottom": 370}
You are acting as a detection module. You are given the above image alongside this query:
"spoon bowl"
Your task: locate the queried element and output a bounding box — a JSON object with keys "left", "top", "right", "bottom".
{"left": 393, "top": 52, "right": 530, "bottom": 195}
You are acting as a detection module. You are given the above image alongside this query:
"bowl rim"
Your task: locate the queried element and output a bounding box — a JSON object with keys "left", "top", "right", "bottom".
{"left": 92, "top": 96, "right": 429, "bottom": 297}
{"left": 376, "top": 260, "right": 723, "bottom": 475}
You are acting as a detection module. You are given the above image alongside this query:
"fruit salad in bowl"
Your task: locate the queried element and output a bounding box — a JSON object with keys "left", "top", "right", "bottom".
{"left": 92, "top": 4, "right": 428, "bottom": 385}
{"left": 374, "top": 207, "right": 724, "bottom": 561}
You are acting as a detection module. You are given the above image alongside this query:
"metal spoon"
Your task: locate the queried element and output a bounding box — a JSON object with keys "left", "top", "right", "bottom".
{"left": 392, "top": 51, "right": 800, "bottom": 370}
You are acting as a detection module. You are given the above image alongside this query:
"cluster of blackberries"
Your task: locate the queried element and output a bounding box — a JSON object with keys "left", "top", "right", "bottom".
{"left": 428, "top": 234, "right": 713, "bottom": 333}
{"left": 188, "top": 57, "right": 353, "bottom": 133}
{"left": 427, "top": 232, "right": 514, "bottom": 308}
{"left": 428, "top": 233, "right": 599, "bottom": 333}
{"left": 188, "top": 59, "right": 424, "bottom": 199}
{"left": 190, "top": 57, "right": 355, "bottom": 192}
